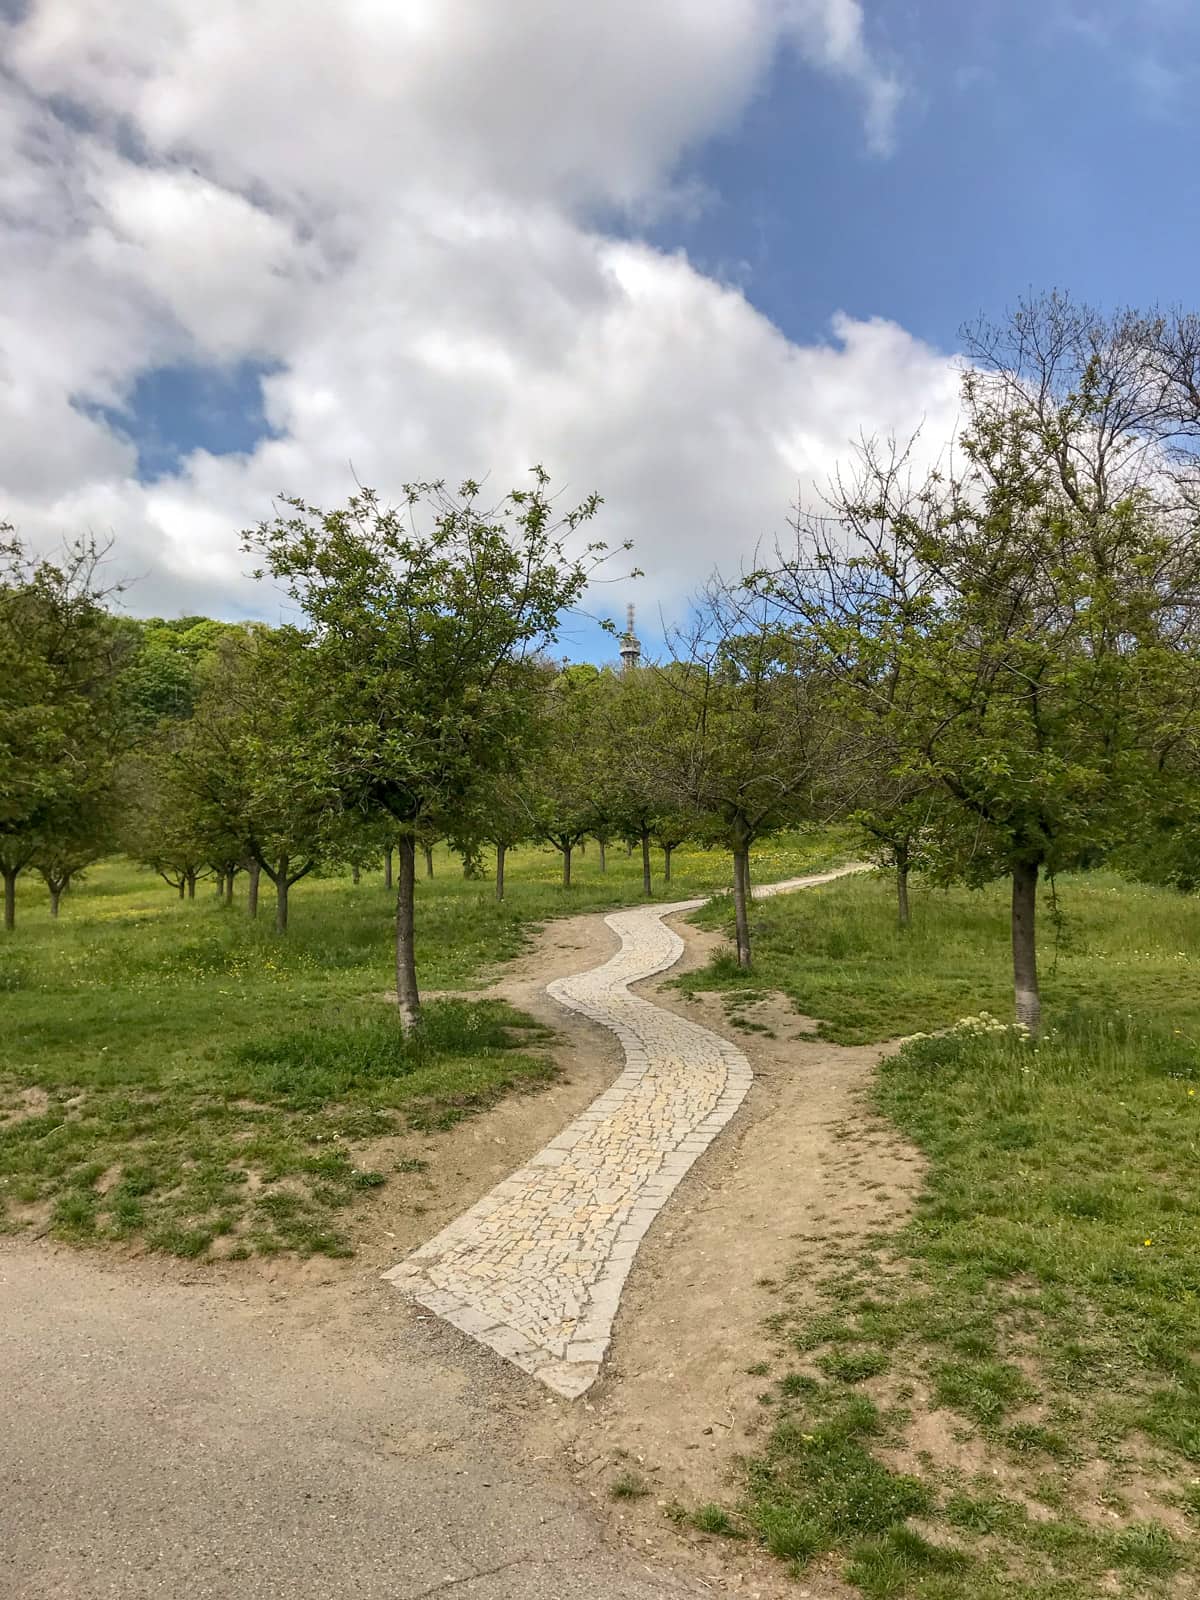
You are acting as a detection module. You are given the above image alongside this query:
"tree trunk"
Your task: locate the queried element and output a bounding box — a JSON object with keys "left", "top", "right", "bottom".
{"left": 224, "top": 870, "right": 235, "bottom": 908}
{"left": 177, "top": 881, "right": 185, "bottom": 900}
{"left": 423, "top": 844, "right": 434, "bottom": 879}
{"left": 1011, "top": 860, "right": 1041, "bottom": 1035}
{"left": 352, "top": 863, "right": 361, "bottom": 885}
{"left": 640, "top": 828, "right": 652, "bottom": 896}
{"left": 598, "top": 838, "right": 606, "bottom": 873}
{"left": 562, "top": 844, "right": 572, "bottom": 889}
{"left": 49, "top": 887, "right": 61, "bottom": 918}
{"left": 3, "top": 866, "right": 16, "bottom": 931}
{"left": 274, "top": 857, "right": 289, "bottom": 933}
{"left": 495, "top": 842, "right": 506, "bottom": 902}
{"left": 732, "top": 846, "right": 752, "bottom": 970}
{"left": 663, "top": 844, "right": 673, "bottom": 884}
{"left": 186, "top": 871, "right": 196, "bottom": 900}
{"left": 395, "top": 836, "right": 420, "bottom": 1031}
{"left": 215, "top": 872, "right": 226, "bottom": 899}
{"left": 897, "top": 864, "right": 910, "bottom": 929}
{"left": 383, "top": 847, "right": 393, "bottom": 891}
{"left": 247, "top": 860, "right": 260, "bottom": 919}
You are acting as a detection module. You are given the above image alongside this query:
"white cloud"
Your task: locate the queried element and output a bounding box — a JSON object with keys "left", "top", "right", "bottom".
{"left": 781, "top": 0, "right": 904, "bottom": 155}
{"left": 87, "top": 161, "right": 315, "bottom": 362}
{"left": 0, "top": 0, "right": 945, "bottom": 632}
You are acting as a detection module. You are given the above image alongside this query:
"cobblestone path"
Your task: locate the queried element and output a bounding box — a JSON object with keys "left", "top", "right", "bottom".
{"left": 383, "top": 868, "right": 862, "bottom": 1397}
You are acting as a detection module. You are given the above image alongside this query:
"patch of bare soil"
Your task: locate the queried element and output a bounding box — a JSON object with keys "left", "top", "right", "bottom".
{"left": 0, "top": 1085, "right": 49, "bottom": 1126}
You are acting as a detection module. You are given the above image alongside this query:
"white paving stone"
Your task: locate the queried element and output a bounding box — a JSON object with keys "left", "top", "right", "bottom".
{"left": 382, "top": 866, "right": 864, "bottom": 1397}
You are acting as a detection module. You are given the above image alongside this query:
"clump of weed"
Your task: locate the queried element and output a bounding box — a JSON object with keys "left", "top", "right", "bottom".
{"left": 610, "top": 1470, "right": 650, "bottom": 1501}
{"left": 691, "top": 1504, "right": 744, "bottom": 1537}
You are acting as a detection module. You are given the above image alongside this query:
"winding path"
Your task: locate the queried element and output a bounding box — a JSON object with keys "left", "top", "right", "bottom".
{"left": 383, "top": 867, "right": 863, "bottom": 1397}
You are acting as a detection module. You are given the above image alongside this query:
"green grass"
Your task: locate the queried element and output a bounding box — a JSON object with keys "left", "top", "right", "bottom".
{"left": 680, "top": 867, "right": 1200, "bottom": 1043}
{"left": 0, "top": 830, "right": 849, "bottom": 1258}
{"left": 3, "top": 1000, "right": 555, "bottom": 1258}
{"left": 681, "top": 868, "right": 1200, "bottom": 1597}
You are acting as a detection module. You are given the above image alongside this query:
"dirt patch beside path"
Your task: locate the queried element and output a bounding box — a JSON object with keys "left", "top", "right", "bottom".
{"left": 521, "top": 908, "right": 925, "bottom": 1598}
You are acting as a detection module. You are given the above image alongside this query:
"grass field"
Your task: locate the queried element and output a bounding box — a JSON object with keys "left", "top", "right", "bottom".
{"left": 683, "top": 869, "right": 1200, "bottom": 1598}
{"left": 0, "top": 830, "right": 849, "bottom": 1258}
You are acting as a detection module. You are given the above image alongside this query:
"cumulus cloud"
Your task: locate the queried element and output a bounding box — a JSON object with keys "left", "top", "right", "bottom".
{"left": 0, "top": 0, "right": 948, "bottom": 634}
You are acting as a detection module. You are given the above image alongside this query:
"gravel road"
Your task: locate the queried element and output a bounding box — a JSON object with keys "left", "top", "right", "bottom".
{"left": 1, "top": 1243, "right": 701, "bottom": 1600}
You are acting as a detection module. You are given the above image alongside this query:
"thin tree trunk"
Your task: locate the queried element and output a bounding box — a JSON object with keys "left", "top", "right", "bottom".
{"left": 215, "top": 872, "right": 225, "bottom": 899}
{"left": 275, "top": 858, "right": 290, "bottom": 934}
{"left": 598, "top": 838, "right": 606, "bottom": 873}
{"left": 247, "top": 860, "right": 260, "bottom": 919}
{"left": 383, "top": 847, "right": 393, "bottom": 891}
{"left": 897, "top": 864, "right": 910, "bottom": 929}
{"left": 49, "top": 887, "right": 61, "bottom": 918}
{"left": 423, "top": 844, "right": 434, "bottom": 878}
{"left": 1012, "top": 860, "right": 1041, "bottom": 1035}
{"left": 395, "top": 836, "right": 420, "bottom": 1031}
{"left": 186, "top": 872, "right": 196, "bottom": 900}
{"left": 224, "top": 870, "right": 235, "bottom": 908}
{"left": 562, "top": 845, "right": 572, "bottom": 889}
{"left": 495, "top": 842, "right": 506, "bottom": 902}
{"left": 177, "top": 881, "right": 185, "bottom": 900}
{"left": 663, "top": 844, "right": 673, "bottom": 884}
{"left": 640, "top": 828, "right": 651, "bottom": 896}
{"left": 352, "top": 863, "right": 361, "bottom": 885}
{"left": 3, "top": 867, "right": 16, "bottom": 931}
{"left": 732, "top": 846, "right": 752, "bottom": 970}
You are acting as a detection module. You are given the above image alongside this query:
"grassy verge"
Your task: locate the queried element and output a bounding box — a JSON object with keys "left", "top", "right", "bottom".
{"left": 2, "top": 1000, "right": 554, "bottom": 1258}
{"left": 0, "top": 829, "right": 850, "bottom": 1258}
{"left": 681, "top": 868, "right": 1200, "bottom": 1043}
{"left": 679, "top": 870, "right": 1200, "bottom": 1597}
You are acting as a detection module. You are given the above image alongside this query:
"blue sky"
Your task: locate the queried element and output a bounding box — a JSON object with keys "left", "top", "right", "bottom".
{"left": 3, "top": 1, "right": 1198, "bottom": 658}
{"left": 651, "top": 0, "right": 1200, "bottom": 350}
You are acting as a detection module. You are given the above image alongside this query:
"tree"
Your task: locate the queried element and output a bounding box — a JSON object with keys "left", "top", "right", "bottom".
{"left": 176, "top": 628, "right": 341, "bottom": 933}
{"left": 846, "top": 770, "right": 937, "bottom": 930}
{"left": 120, "top": 744, "right": 212, "bottom": 900}
{"left": 519, "top": 672, "right": 602, "bottom": 889}
{"left": 33, "top": 779, "right": 120, "bottom": 917}
{"left": 817, "top": 626, "right": 940, "bottom": 929}
{"left": 759, "top": 303, "right": 1200, "bottom": 1031}
{"left": 651, "top": 807, "right": 696, "bottom": 886}
{"left": 0, "top": 535, "right": 127, "bottom": 930}
{"left": 447, "top": 757, "right": 533, "bottom": 902}
{"left": 117, "top": 615, "right": 246, "bottom": 734}
{"left": 600, "top": 668, "right": 664, "bottom": 896}
{"left": 657, "top": 599, "right": 829, "bottom": 967}
{"left": 1113, "top": 648, "right": 1200, "bottom": 895}
{"left": 416, "top": 822, "right": 441, "bottom": 880}
{"left": 245, "top": 469, "right": 613, "bottom": 1027}
{"left": 599, "top": 665, "right": 697, "bottom": 895}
